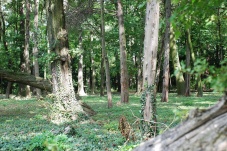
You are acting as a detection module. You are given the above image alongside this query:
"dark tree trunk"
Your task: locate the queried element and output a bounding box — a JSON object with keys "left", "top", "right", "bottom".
{"left": 134, "top": 94, "right": 227, "bottom": 151}
{"left": 5, "top": 82, "right": 12, "bottom": 99}
{"left": 117, "top": 0, "right": 129, "bottom": 103}
{"left": 185, "top": 29, "right": 191, "bottom": 96}
{"left": 161, "top": 0, "right": 171, "bottom": 102}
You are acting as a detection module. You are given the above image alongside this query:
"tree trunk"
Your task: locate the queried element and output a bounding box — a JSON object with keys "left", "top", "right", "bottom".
{"left": 100, "top": 0, "right": 112, "bottom": 108}
{"left": 136, "top": 49, "right": 143, "bottom": 94}
{"left": 185, "top": 30, "right": 191, "bottom": 96}
{"left": 0, "top": 5, "right": 13, "bottom": 98}
{"left": 5, "top": 82, "right": 12, "bottom": 99}
{"left": 0, "top": 69, "right": 52, "bottom": 92}
{"left": 134, "top": 94, "right": 227, "bottom": 151}
{"left": 161, "top": 0, "right": 171, "bottom": 102}
{"left": 46, "top": 0, "right": 85, "bottom": 124}
{"left": 77, "top": 31, "right": 87, "bottom": 96}
{"left": 170, "top": 26, "right": 185, "bottom": 95}
{"left": 100, "top": 55, "right": 105, "bottom": 96}
{"left": 187, "top": 29, "right": 203, "bottom": 97}
{"left": 117, "top": 0, "right": 129, "bottom": 103}
{"left": 0, "top": 69, "right": 95, "bottom": 115}
{"left": 142, "top": 0, "right": 160, "bottom": 137}
{"left": 33, "top": 0, "right": 41, "bottom": 96}
{"left": 18, "top": 0, "right": 28, "bottom": 97}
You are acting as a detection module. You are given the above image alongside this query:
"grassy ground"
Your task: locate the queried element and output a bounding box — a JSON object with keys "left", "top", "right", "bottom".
{"left": 0, "top": 92, "right": 222, "bottom": 150}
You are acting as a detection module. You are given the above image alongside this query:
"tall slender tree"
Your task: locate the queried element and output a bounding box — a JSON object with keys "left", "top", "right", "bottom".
{"left": 77, "top": 30, "right": 87, "bottom": 96}
{"left": 46, "top": 0, "right": 85, "bottom": 123}
{"left": 100, "top": 0, "right": 112, "bottom": 108}
{"left": 33, "top": 0, "right": 41, "bottom": 96}
{"left": 142, "top": 0, "right": 160, "bottom": 137}
{"left": 161, "top": 0, "right": 171, "bottom": 102}
{"left": 116, "top": 0, "right": 129, "bottom": 103}
{"left": 170, "top": 26, "right": 185, "bottom": 95}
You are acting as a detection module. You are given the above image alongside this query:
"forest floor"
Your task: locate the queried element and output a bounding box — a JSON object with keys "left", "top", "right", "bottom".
{"left": 0, "top": 92, "right": 223, "bottom": 151}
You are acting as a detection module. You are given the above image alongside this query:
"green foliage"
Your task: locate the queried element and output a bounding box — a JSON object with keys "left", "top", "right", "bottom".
{"left": 206, "top": 58, "right": 227, "bottom": 92}
{"left": 0, "top": 93, "right": 222, "bottom": 150}
{"left": 28, "top": 132, "right": 72, "bottom": 151}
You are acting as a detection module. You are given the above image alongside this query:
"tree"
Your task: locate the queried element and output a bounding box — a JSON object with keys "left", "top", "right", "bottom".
{"left": 19, "top": 0, "right": 31, "bottom": 97}
{"left": 170, "top": 26, "right": 185, "bottom": 95}
{"left": 77, "top": 30, "right": 87, "bottom": 96}
{"left": 33, "top": 0, "right": 41, "bottom": 96}
{"left": 46, "top": 0, "right": 85, "bottom": 123}
{"left": 142, "top": 0, "right": 160, "bottom": 137}
{"left": 116, "top": 0, "right": 129, "bottom": 103}
{"left": 0, "top": 69, "right": 52, "bottom": 92}
{"left": 100, "top": 0, "right": 112, "bottom": 108}
{"left": 134, "top": 94, "right": 227, "bottom": 151}
{"left": 161, "top": 0, "right": 171, "bottom": 102}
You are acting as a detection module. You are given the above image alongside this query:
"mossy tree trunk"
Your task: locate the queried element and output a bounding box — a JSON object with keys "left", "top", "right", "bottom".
{"left": 170, "top": 26, "right": 185, "bottom": 95}
{"left": 46, "top": 0, "right": 85, "bottom": 124}
{"left": 187, "top": 29, "right": 203, "bottom": 97}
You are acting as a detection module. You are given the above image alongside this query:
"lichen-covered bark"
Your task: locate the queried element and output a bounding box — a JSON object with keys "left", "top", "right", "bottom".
{"left": 46, "top": 0, "right": 85, "bottom": 124}
{"left": 134, "top": 94, "right": 227, "bottom": 151}
{"left": 142, "top": 0, "right": 160, "bottom": 136}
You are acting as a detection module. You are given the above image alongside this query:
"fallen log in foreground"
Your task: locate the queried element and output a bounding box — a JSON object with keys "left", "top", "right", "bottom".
{"left": 134, "top": 94, "right": 227, "bottom": 151}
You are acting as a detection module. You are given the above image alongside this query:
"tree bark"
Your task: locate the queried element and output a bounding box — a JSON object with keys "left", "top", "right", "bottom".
{"left": 134, "top": 94, "right": 227, "bottom": 151}
{"left": 33, "top": 0, "right": 41, "bottom": 96}
{"left": 0, "top": 69, "right": 95, "bottom": 116}
{"left": 18, "top": 0, "right": 30, "bottom": 97}
{"left": 187, "top": 29, "right": 203, "bottom": 97}
{"left": 46, "top": 0, "right": 85, "bottom": 124}
{"left": 100, "top": 0, "right": 112, "bottom": 108}
{"left": 170, "top": 26, "right": 185, "bottom": 95}
{"left": 142, "top": 0, "right": 160, "bottom": 136}
{"left": 161, "top": 0, "right": 171, "bottom": 102}
{"left": 117, "top": 0, "right": 129, "bottom": 103}
{"left": 185, "top": 30, "right": 191, "bottom": 96}
{"left": 0, "top": 69, "right": 52, "bottom": 92}
{"left": 77, "top": 31, "right": 87, "bottom": 96}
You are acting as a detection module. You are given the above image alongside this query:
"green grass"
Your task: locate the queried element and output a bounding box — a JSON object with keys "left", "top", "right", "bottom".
{"left": 0, "top": 92, "right": 222, "bottom": 150}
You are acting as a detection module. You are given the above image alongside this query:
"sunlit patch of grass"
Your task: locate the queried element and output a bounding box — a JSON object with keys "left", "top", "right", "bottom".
{"left": 0, "top": 92, "right": 223, "bottom": 150}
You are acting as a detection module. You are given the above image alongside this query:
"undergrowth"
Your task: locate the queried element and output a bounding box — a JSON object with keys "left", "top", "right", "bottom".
{"left": 0, "top": 92, "right": 222, "bottom": 150}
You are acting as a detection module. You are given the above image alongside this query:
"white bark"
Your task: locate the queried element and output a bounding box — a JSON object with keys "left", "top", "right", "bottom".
{"left": 142, "top": 0, "right": 160, "bottom": 120}
{"left": 134, "top": 95, "right": 227, "bottom": 151}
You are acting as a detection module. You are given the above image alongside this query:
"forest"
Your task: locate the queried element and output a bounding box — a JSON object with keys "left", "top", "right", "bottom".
{"left": 0, "top": 0, "right": 226, "bottom": 150}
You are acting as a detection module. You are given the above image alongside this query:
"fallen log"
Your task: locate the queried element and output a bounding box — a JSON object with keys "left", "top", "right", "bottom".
{"left": 0, "top": 69, "right": 96, "bottom": 116}
{"left": 0, "top": 69, "right": 52, "bottom": 92}
{"left": 134, "top": 94, "right": 227, "bottom": 151}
